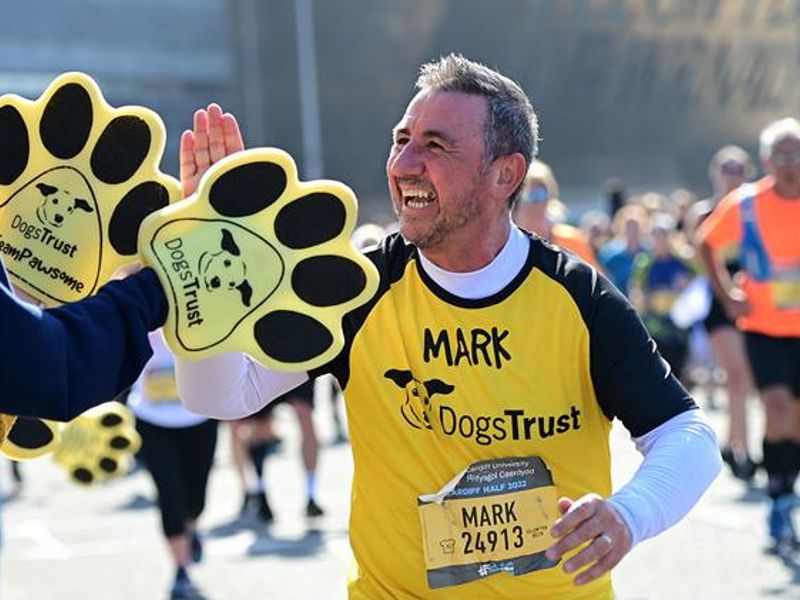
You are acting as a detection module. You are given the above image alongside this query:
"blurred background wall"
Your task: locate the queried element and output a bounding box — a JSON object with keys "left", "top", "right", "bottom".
{"left": 1, "top": 0, "right": 799, "bottom": 221}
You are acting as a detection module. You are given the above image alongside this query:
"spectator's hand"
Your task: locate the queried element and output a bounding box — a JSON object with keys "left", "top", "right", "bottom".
{"left": 545, "top": 494, "right": 632, "bottom": 586}
{"left": 723, "top": 287, "right": 751, "bottom": 320}
{"left": 180, "top": 103, "right": 244, "bottom": 197}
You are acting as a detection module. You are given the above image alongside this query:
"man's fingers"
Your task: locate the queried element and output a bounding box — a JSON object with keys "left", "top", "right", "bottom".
{"left": 207, "top": 103, "right": 226, "bottom": 163}
{"left": 222, "top": 113, "right": 244, "bottom": 153}
{"left": 562, "top": 532, "right": 611, "bottom": 573}
{"left": 550, "top": 496, "right": 597, "bottom": 539}
{"left": 574, "top": 549, "right": 623, "bottom": 586}
{"left": 179, "top": 130, "right": 196, "bottom": 173}
{"left": 193, "top": 109, "right": 211, "bottom": 170}
{"left": 547, "top": 518, "right": 603, "bottom": 561}
{"left": 179, "top": 130, "right": 197, "bottom": 195}
{"left": 557, "top": 497, "right": 573, "bottom": 515}
{"left": 181, "top": 104, "right": 242, "bottom": 198}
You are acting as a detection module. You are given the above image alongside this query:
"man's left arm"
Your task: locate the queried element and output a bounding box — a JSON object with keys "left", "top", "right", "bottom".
{"left": 546, "top": 268, "right": 721, "bottom": 585}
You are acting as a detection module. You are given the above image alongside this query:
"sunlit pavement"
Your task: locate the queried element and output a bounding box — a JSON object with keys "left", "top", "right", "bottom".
{"left": 2, "top": 380, "right": 796, "bottom": 599}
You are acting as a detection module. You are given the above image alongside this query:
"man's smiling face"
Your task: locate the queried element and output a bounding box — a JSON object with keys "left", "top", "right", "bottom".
{"left": 386, "top": 90, "right": 494, "bottom": 253}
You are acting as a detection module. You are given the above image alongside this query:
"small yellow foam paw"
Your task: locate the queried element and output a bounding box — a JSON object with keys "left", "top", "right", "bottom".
{"left": 52, "top": 402, "right": 140, "bottom": 486}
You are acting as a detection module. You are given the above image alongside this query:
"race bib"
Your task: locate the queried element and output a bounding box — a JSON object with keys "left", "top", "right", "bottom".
{"left": 417, "top": 456, "right": 559, "bottom": 589}
{"left": 770, "top": 265, "right": 800, "bottom": 310}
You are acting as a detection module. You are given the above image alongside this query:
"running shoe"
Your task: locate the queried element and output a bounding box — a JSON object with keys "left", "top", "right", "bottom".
{"left": 239, "top": 492, "right": 252, "bottom": 518}
{"left": 721, "top": 447, "right": 757, "bottom": 482}
{"left": 190, "top": 531, "right": 203, "bottom": 564}
{"left": 170, "top": 570, "right": 202, "bottom": 599}
{"left": 768, "top": 494, "right": 799, "bottom": 552}
{"left": 256, "top": 493, "right": 274, "bottom": 523}
{"left": 306, "top": 498, "right": 325, "bottom": 517}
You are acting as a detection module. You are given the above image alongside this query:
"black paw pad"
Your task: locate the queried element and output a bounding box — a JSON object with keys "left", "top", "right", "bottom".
{"left": 275, "top": 192, "right": 347, "bottom": 249}
{"left": 7, "top": 417, "right": 56, "bottom": 450}
{"left": 254, "top": 310, "right": 334, "bottom": 363}
{"left": 40, "top": 83, "right": 93, "bottom": 160}
{"left": 109, "top": 182, "right": 172, "bottom": 256}
{"left": 0, "top": 417, "right": 61, "bottom": 460}
{"left": 91, "top": 116, "right": 151, "bottom": 184}
{"left": 209, "top": 161, "right": 287, "bottom": 217}
{"left": 292, "top": 256, "right": 367, "bottom": 306}
{"left": 0, "top": 105, "right": 29, "bottom": 185}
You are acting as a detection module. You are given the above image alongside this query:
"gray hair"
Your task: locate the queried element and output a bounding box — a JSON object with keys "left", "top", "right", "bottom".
{"left": 759, "top": 117, "right": 800, "bottom": 160}
{"left": 416, "top": 54, "right": 538, "bottom": 203}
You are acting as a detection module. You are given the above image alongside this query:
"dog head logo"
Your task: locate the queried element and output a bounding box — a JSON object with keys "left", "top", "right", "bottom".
{"left": 35, "top": 182, "right": 94, "bottom": 228}
{"left": 384, "top": 369, "right": 454, "bottom": 430}
{"left": 198, "top": 228, "right": 253, "bottom": 307}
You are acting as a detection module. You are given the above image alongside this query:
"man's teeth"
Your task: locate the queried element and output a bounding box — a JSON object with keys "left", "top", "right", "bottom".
{"left": 403, "top": 189, "right": 436, "bottom": 207}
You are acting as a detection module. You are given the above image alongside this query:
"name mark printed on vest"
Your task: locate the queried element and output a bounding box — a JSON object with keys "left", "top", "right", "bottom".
{"left": 423, "top": 327, "right": 511, "bottom": 369}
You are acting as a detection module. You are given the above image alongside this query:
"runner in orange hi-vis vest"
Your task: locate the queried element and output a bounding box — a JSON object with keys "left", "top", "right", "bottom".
{"left": 697, "top": 117, "right": 800, "bottom": 554}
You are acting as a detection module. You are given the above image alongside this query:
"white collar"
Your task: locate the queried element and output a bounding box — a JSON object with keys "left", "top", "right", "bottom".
{"left": 417, "top": 226, "right": 529, "bottom": 300}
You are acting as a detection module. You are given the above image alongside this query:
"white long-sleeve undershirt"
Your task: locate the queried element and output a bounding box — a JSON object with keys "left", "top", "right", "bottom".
{"left": 609, "top": 408, "right": 721, "bottom": 548}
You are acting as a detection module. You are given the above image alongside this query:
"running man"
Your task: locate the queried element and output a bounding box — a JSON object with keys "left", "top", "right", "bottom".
{"left": 177, "top": 57, "right": 720, "bottom": 598}
{"left": 686, "top": 145, "right": 757, "bottom": 481}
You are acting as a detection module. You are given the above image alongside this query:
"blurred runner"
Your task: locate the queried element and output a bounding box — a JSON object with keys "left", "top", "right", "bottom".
{"left": 697, "top": 119, "right": 800, "bottom": 552}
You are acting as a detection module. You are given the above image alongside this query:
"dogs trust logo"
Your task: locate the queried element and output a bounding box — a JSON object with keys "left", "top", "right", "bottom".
{"left": 151, "top": 217, "right": 285, "bottom": 353}
{"left": 384, "top": 369, "right": 454, "bottom": 430}
{"left": 198, "top": 228, "right": 253, "bottom": 307}
{"left": 34, "top": 182, "right": 94, "bottom": 228}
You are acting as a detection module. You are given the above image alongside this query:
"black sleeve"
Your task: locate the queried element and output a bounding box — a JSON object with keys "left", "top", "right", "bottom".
{"left": 586, "top": 268, "right": 697, "bottom": 437}
{"left": 0, "top": 265, "right": 167, "bottom": 421}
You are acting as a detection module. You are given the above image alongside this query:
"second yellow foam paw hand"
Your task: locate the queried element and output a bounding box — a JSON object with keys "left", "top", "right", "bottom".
{"left": 139, "top": 148, "right": 379, "bottom": 372}
{"left": 52, "top": 402, "right": 140, "bottom": 485}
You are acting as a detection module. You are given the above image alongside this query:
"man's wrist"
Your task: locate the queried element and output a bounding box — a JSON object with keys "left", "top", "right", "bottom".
{"left": 606, "top": 496, "right": 638, "bottom": 549}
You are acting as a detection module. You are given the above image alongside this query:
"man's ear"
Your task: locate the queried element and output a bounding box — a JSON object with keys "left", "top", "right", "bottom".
{"left": 492, "top": 153, "right": 528, "bottom": 201}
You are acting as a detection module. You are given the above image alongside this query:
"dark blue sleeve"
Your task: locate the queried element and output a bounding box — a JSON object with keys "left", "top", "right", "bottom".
{"left": 0, "top": 263, "right": 167, "bottom": 421}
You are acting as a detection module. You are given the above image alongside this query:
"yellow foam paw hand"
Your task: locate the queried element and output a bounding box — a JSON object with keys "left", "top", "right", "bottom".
{"left": 51, "top": 402, "right": 140, "bottom": 486}
{"left": 139, "top": 148, "right": 379, "bottom": 371}
{"left": 0, "top": 72, "right": 181, "bottom": 306}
